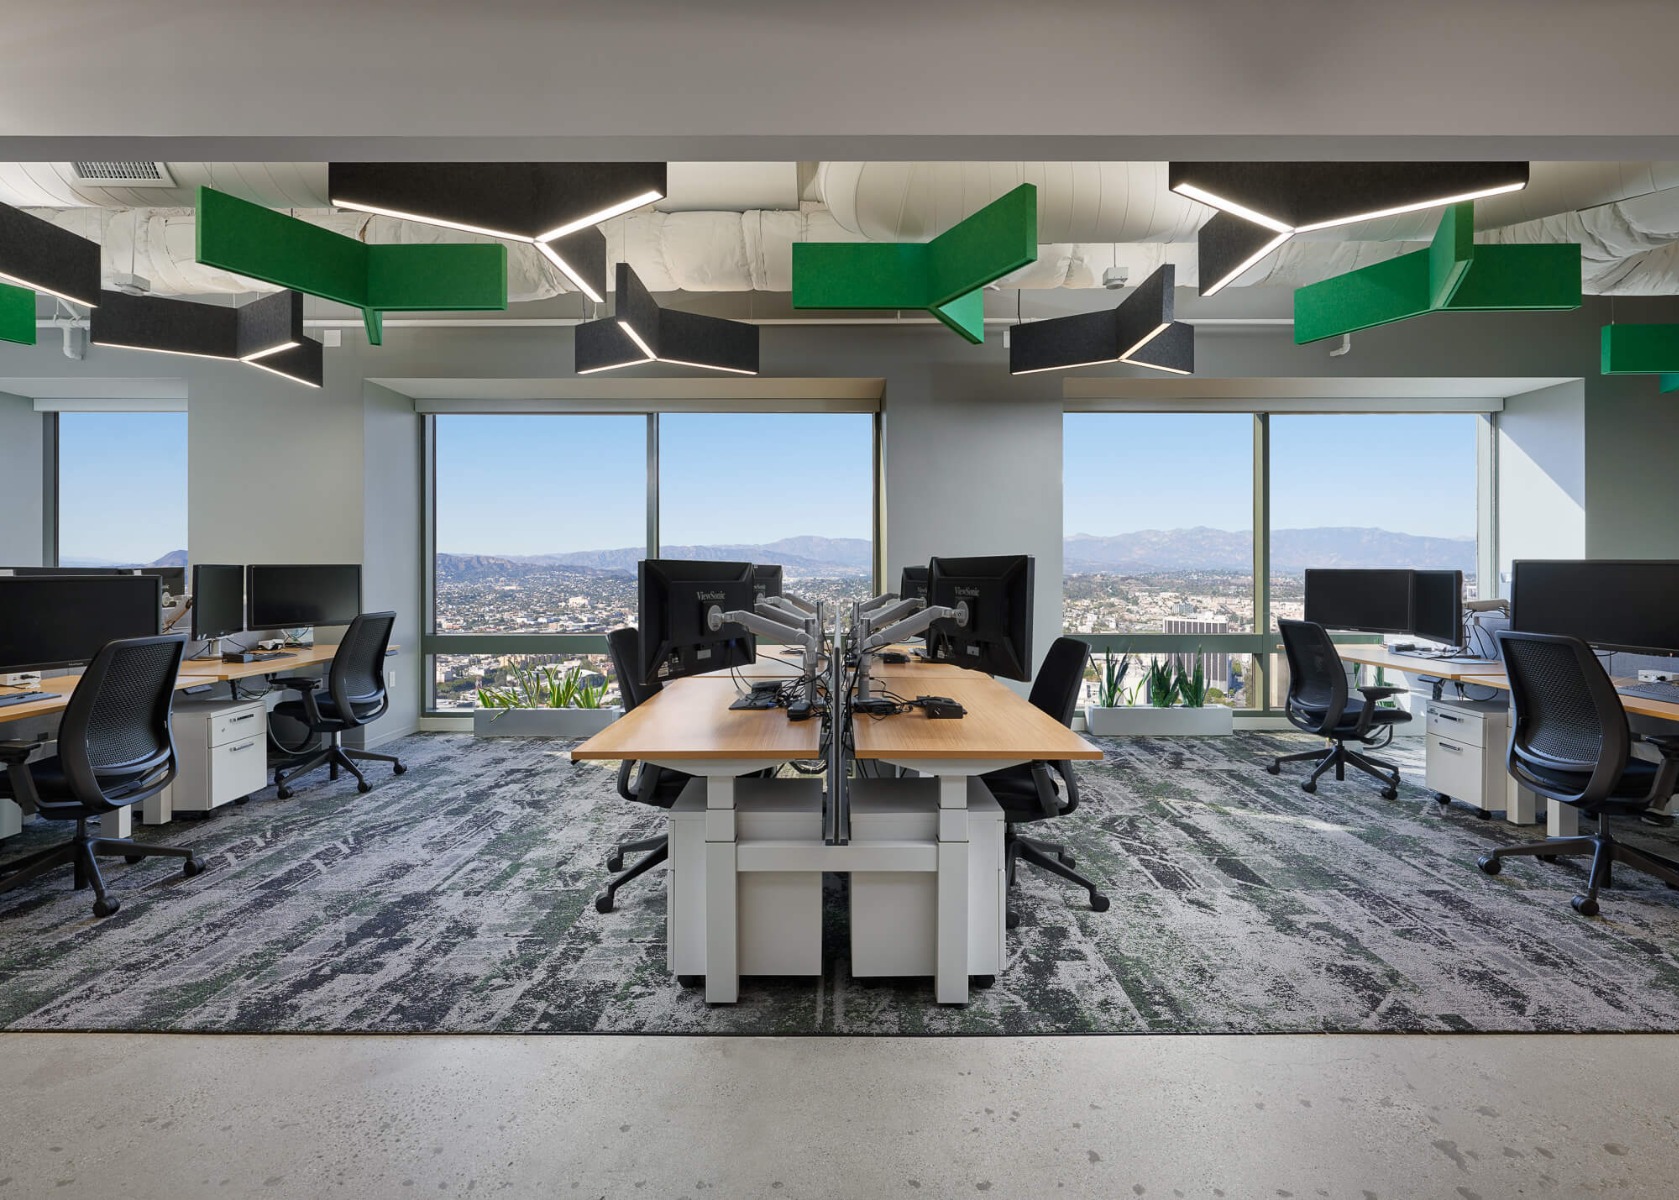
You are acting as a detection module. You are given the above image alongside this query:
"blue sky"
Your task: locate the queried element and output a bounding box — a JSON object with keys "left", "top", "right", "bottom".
{"left": 435, "top": 413, "right": 875, "bottom": 555}
{"left": 1064, "top": 412, "right": 1478, "bottom": 539}
{"left": 58, "top": 412, "right": 189, "bottom": 564}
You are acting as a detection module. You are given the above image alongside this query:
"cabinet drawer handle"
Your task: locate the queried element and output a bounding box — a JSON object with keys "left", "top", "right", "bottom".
{"left": 1438, "top": 741, "right": 1464, "bottom": 754}
{"left": 1435, "top": 712, "right": 1463, "bottom": 722}
{"left": 228, "top": 741, "right": 255, "bottom": 753}
{"left": 229, "top": 713, "right": 256, "bottom": 723}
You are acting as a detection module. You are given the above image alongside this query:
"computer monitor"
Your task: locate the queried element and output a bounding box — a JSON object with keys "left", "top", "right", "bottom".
{"left": 752, "top": 564, "right": 783, "bottom": 602}
{"left": 899, "top": 565, "right": 930, "bottom": 604}
{"left": 637, "top": 559, "right": 757, "bottom": 685}
{"left": 1411, "top": 570, "right": 1464, "bottom": 648}
{"left": 192, "top": 564, "right": 247, "bottom": 642}
{"left": 925, "top": 554, "right": 1035, "bottom": 681}
{"left": 135, "top": 565, "right": 188, "bottom": 604}
{"left": 0, "top": 575, "right": 162, "bottom": 673}
{"left": 247, "top": 564, "right": 363, "bottom": 629}
{"left": 1303, "top": 569, "right": 1413, "bottom": 636}
{"left": 1511, "top": 559, "right": 1679, "bottom": 655}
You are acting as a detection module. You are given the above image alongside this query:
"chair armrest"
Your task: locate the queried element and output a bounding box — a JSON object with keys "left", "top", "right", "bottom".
{"left": 1357, "top": 685, "right": 1404, "bottom": 700}
{"left": 270, "top": 676, "right": 322, "bottom": 692}
{"left": 1028, "top": 762, "right": 1063, "bottom": 819}
{"left": 0, "top": 742, "right": 44, "bottom": 809}
{"left": 1349, "top": 686, "right": 1404, "bottom": 737}
{"left": 1639, "top": 734, "right": 1679, "bottom": 759}
{"left": 0, "top": 738, "right": 45, "bottom": 764}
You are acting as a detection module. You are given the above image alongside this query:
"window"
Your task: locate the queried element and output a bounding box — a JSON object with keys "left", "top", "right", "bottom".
{"left": 1269, "top": 413, "right": 1479, "bottom": 629}
{"left": 659, "top": 412, "right": 876, "bottom": 612}
{"left": 56, "top": 412, "right": 188, "bottom": 567}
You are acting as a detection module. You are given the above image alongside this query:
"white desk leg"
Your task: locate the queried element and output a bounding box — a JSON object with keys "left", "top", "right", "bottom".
{"left": 1504, "top": 774, "right": 1537, "bottom": 826}
{"left": 935, "top": 773, "right": 970, "bottom": 1005}
{"left": 704, "top": 775, "right": 739, "bottom": 1005}
{"left": 1548, "top": 800, "right": 1579, "bottom": 839}
{"left": 105, "top": 806, "right": 132, "bottom": 839}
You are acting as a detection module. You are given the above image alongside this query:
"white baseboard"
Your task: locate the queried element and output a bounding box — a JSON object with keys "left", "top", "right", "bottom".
{"left": 419, "top": 715, "right": 473, "bottom": 733}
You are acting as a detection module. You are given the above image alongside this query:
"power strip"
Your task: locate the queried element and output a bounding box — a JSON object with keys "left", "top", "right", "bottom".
{"left": 1637, "top": 669, "right": 1679, "bottom": 683}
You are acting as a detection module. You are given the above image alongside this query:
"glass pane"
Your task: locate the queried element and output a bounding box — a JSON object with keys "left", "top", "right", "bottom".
{"left": 57, "top": 412, "right": 188, "bottom": 567}
{"left": 659, "top": 412, "right": 875, "bottom": 611}
{"left": 1062, "top": 413, "right": 1255, "bottom": 634}
{"left": 432, "top": 652, "right": 618, "bottom": 712}
{"left": 1268, "top": 413, "right": 1479, "bottom": 632}
{"left": 433, "top": 415, "right": 646, "bottom": 634}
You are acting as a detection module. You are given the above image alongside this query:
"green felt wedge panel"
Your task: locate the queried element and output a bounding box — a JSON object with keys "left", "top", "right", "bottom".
{"left": 195, "top": 187, "right": 507, "bottom": 345}
{"left": 1294, "top": 202, "right": 1580, "bottom": 345}
{"left": 1663, "top": 375, "right": 1679, "bottom": 394}
{"left": 0, "top": 282, "right": 35, "bottom": 345}
{"left": 792, "top": 184, "right": 1037, "bottom": 343}
{"left": 1601, "top": 324, "right": 1679, "bottom": 375}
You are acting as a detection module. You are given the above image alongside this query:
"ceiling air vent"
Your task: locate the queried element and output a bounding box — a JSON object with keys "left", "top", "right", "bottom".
{"left": 70, "top": 161, "right": 176, "bottom": 187}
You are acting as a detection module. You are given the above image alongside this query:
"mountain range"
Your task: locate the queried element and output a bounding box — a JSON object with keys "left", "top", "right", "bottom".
{"left": 57, "top": 549, "right": 189, "bottom": 569}
{"left": 436, "top": 527, "right": 1474, "bottom": 581}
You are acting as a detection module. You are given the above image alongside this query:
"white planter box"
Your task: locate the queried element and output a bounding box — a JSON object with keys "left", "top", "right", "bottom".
{"left": 1084, "top": 705, "right": 1235, "bottom": 737}
{"left": 472, "top": 707, "right": 622, "bottom": 737}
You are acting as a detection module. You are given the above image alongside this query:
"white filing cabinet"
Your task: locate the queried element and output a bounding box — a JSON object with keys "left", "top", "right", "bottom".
{"left": 1425, "top": 698, "right": 1537, "bottom": 824}
{"left": 668, "top": 777, "right": 826, "bottom": 979}
{"left": 847, "top": 778, "right": 1005, "bottom": 980}
{"left": 145, "top": 697, "right": 268, "bottom": 823}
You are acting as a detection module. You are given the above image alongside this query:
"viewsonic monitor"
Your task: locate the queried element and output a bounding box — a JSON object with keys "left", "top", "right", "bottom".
{"left": 0, "top": 575, "right": 162, "bottom": 673}
{"left": 191, "top": 564, "right": 247, "bottom": 641}
{"left": 1411, "top": 569, "right": 1464, "bottom": 648}
{"left": 247, "top": 564, "right": 363, "bottom": 629}
{"left": 1511, "top": 559, "right": 1679, "bottom": 656}
{"left": 899, "top": 565, "right": 930, "bottom": 605}
{"left": 637, "top": 559, "right": 757, "bottom": 685}
{"left": 925, "top": 554, "right": 1035, "bottom": 681}
{"left": 752, "top": 564, "right": 783, "bottom": 602}
{"left": 1303, "top": 569, "right": 1413, "bottom": 636}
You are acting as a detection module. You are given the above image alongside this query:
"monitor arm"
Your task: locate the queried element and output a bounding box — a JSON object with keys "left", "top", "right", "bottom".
{"left": 710, "top": 603, "right": 825, "bottom": 705}
{"left": 858, "top": 597, "right": 923, "bottom": 638}
{"left": 857, "top": 593, "right": 900, "bottom": 615}
{"left": 769, "top": 593, "right": 818, "bottom": 616}
{"left": 854, "top": 602, "right": 967, "bottom": 701}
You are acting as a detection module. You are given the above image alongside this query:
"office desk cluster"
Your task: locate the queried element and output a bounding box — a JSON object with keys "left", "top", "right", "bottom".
{"left": 573, "top": 655, "right": 1100, "bottom": 1005}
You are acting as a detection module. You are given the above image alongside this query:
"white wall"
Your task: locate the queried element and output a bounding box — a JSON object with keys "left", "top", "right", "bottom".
{"left": 360, "top": 382, "right": 423, "bottom": 741}
{"left": 0, "top": 391, "right": 43, "bottom": 565}
{"left": 1496, "top": 380, "right": 1586, "bottom": 589}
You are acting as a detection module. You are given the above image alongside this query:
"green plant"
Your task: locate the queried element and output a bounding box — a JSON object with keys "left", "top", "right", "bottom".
{"left": 1175, "top": 651, "right": 1209, "bottom": 708}
{"left": 1094, "top": 649, "right": 1131, "bottom": 708}
{"left": 477, "top": 660, "right": 612, "bottom": 710}
{"left": 1146, "top": 657, "right": 1178, "bottom": 708}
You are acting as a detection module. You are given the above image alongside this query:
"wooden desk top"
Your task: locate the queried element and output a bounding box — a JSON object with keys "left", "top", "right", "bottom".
{"left": 1462, "top": 672, "right": 1679, "bottom": 723}
{"left": 1335, "top": 644, "right": 1508, "bottom": 683}
{"left": 570, "top": 676, "right": 823, "bottom": 762}
{"left": 851, "top": 673, "right": 1102, "bottom": 763}
{"left": 176, "top": 643, "right": 397, "bottom": 683}
{"left": 0, "top": 670, "right": 203, "bottom": 725}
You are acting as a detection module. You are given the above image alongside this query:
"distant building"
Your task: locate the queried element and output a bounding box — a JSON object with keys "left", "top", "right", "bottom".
{"left": 1162, "top": 614, "right": 1229, "bottom": 686}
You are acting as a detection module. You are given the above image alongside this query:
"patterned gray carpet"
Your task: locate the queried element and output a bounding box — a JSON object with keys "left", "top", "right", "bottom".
{"left": 3, "top": 732, "right": 1679, "bottom": 1034}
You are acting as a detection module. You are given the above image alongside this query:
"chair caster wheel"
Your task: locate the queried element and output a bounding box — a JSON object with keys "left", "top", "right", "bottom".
{"left": 92, "top": 896, "right": 121, "bottom": 918}
{"left": 970, "top": 975, "right": 996, "bottom": 989}
{"left": 357, "top": 781, "right": 372, "bottom": 794}
{"left": 1538, "top": 854, "right": 1559, "bottom": 863}
{"left": 393, "top": 763, "right": 408, "bottom": 776}
{"left": 1435, "top": 793, "right": 1452, "bottom": 806}
{"left": 1301, "top": 781, "right": 1317, "bottom": 794}
{"left": 1058, "top": 852, "right": 1076, "bottom": 868}
{"left": 606, "top": 855, "right": 625, "bottom": 872}
{"left": 677, "top": 975, "right": 704, "bottom": 989}
{"left": 1572, "top": 895, "right": 1599, "bottom": 917}
{"left": 125, "top": 855, "right": 142, "bottom": 864}
{"left": 595, "top": 893, "right": 615, "bottom": 914}
{"left": 1477, "top": 853, "right": 1502, "bottom": 875}
{"left": 183, "top": 857, "right": 205, "bottom": 878}
{"left": 276, "top": 787, "right": 292, "bottom": 800}
{"left": 1089, "top": 894, "right": 1111, "bottom": 913}
{"left": 1005, "top": 909, "right": 1020, "bottom": 930}
{"left": 1266, "top": 763, "right": 1281, "bottom": 776}
{"left": 1380, "top": 787, "right": 1398, "bottom": 800}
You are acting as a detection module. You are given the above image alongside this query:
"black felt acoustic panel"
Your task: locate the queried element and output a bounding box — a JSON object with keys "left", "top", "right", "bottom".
{"left": 90, "top": 290, "right": 236, "bottom": 357}
{"left": 1008, "top": 265, "right": 1180, "bottom": 375}
{"left": 575, "top": 314, "right": 652, "bottom": 375}
{"left": 659, "top": 307, "right": 760, "bottom": 375}
{"left": 1197, "top": 211, "right": 1291, "bottom": 296}
{"left": 234, "top": 289, "right": 304, "bottom": 359}
{"left": 614, "top": 262, "right": 662, "bottom": 355}
{"left": 575, "top": 264, "right": 760, "bottom": 375}
{"left": 0, "top": 201, "right": 102, "bottom": 307}
{"left": 1170, "top": 162, "right": 1529, "bottom": 231}
{"left": 1116, "top": 264, "right": 1174, "bottom": 355}
{"left": 1125, "top": 320, "right": 1195, "bottom": 375}
{"left": 250, "top": 337, "right": 324, "bottom": 388}
{"left": 539, "top": 226, "right": 608, "bottom": 302}
{"left": 329, "top": 162, "right": 668, "bottom": 241}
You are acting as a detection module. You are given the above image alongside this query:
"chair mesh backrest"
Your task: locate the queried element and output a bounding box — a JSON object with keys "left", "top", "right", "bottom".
{"left": 1498, "top": 631, "right": 1626, "bottom": 773}
{"left": 1029, "top": 637, "right": 1091, "bottom": 728}
{"left": 61, "top": 636, "right": 184, "bottom": 782}
{"left": 607, "top": 627, "right": 659, "bottom": 712}
{"left": 330, "top": 611, "right": 394, "bottom": 704}
{"left": 1279, "top": 619, "right": 1347, "bottom": 716}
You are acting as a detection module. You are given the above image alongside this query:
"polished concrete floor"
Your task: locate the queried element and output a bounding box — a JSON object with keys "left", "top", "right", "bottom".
{"left": 2, "top": 1034, "right": 1676, "bottom": 1198}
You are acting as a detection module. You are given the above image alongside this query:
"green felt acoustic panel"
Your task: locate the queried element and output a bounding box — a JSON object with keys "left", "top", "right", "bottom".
{"left": 1294, "top": 203, "right": 1580, "bottom": 344}
{"left": 1601, "top": 324, "right": 1679, "bottom": 375}
{"left": 792, "top": 184, "right": 1037, "bottom": 344}
{"left": 0, "top": 281, "right": 35, "bottom": 345}
{"left": 194, "top": 187, "right": 507, "bottom": 344}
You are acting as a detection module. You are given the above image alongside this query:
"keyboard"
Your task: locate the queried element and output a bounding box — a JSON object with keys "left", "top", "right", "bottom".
{"left": 0, "top": 691, "right": 55, "bottom": 709}
{"left": 1618, "top": 680, "right": 1679, "bottom": 705}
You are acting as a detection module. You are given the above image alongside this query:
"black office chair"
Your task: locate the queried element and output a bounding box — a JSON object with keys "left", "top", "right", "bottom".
{"left": 0, "top": 635, "right": 206, "bottom": 918}
{"left": 1476, "top": 630, "right": 1679, "bottom": 916}
{"left": 270, "top": 611, "right": 405, "bottom": 798}
{"left": 1269, "top": 619, "right": 1410, "bottom": 798}
{"left": 981, "top": 636, "right": 1109, "bottom": 927}
{"left": 594, "top": 626, "right": 695, "bottom": 914}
